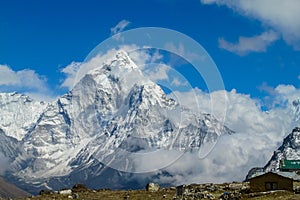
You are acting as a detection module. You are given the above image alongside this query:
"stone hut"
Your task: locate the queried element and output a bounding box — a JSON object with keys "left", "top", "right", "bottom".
{"left": 249, "top": 172, "right": 293, "bottom": 192}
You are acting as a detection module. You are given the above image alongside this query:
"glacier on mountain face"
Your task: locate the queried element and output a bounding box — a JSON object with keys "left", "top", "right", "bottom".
{"left": 0, "top": 92, "right": 47, "bottom": 141}
{"left": 0, "top": 51, "right": 233, "bottom": 193}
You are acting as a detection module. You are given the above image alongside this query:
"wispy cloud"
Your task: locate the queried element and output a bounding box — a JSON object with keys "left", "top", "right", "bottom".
{"left": 143, "top": 64, "right": 170, "bottom": 82}
{"left": 110, "top": 20, "right": 130, "bottom": 35}
{"left": 171, "top": 77, "right": 187, "bottom": 87}
{"left": 201, "top": 0, "right": 300, "bottom": 50}
{"left": 258, "top": 82, "right": 277, "bottom": 96}
{"left": 165, "top": 42, "right": 202, "bottom": 63}
{"left": 110, "top": 20, "right": 130, "bottom": 40}
{"left": 218, "top": 31, "right": 279, "bottom": 55}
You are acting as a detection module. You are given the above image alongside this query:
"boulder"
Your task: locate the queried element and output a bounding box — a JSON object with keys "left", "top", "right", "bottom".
{"left": 39, "top": 189, "right": 54, "bottom": 195}
{"left": 72, "top": 193, "right": 79, "bottom": 199}
{"left": 229, "top": 183, "right": 243, "bottom": 190}
{"left": 59, "top": 189, "right": 72, "bottom": 195}
{"left": 72, "top": 183, "right": 88, "bottom": 192}
{"left": 146, "top": 183, "right": 160, "bottom": 192}
{"left": 295, "top": 186, "right": 300, "bottom": 194}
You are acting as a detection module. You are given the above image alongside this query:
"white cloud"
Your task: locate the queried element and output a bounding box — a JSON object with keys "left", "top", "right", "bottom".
{"left": 142, "top": 61, "right": 193, "bottom": 93}
{"left": 218, "top": 31, "right": 279, "bottom": 55}
{"left": 126, "top": 48, "right": 152, "bottom": 67}
{"left": 111, "top": 20, "right": 130, "bottom": 35}
{"left": 275, "top": 84, "right": 297, "bottom": 97}
{"left": 165, "top": 43, "right": 203, "bottom": 63}
{"left": 60, "top": 62, "right": 81, "bottom": 89}
{"left": 148, "top": 133, "right": 274, "bottom": 185}
{"left": 258, "top": 82, "right": 277, "bottom": 96}
{"left": 258, "top": 84, "right": 300, "bottom": 111}
{"left": 171, "top": 78, "right": 187, "bottom": 87}
{"left": 170, "top": 88, "right": 290, "bottom": 135}
{"left": 0, "top": 65, "right": 54, "bottom": 100}
{"left": 0, "top": 65, "right": 57, "bottom": 101}
{"left": 143, "top": 64, "right": 170, "bottom": 82}
{"left": 201, "top": 0, "right": 300, "bottom": 49}
{"left": 273, "top": 85, "right": 300, "bottom": 116}
{"left": 150, "top": 50, "right": 163, "bottom": 63}
{"left": 0, "top": 65, "right": 46, "bottom": 88}
{"left": 157, "top": 85, "right": 300, "bottom": 183}
{"left": 110, "top": 20, "right": 131, "bottom": 41}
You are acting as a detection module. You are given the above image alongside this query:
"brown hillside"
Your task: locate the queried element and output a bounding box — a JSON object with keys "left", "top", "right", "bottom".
{"left": 0, "top": 177, "right": 30, "bottom": 199}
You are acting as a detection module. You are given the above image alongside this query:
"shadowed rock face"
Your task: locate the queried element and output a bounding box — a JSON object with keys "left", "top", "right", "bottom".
{"left": 0, "top": 177, "right": 31, "bottom": 198}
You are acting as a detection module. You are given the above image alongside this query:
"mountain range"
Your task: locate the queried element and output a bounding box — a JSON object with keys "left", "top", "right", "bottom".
{"left": 0, "top": 51, "right": 233, "bottom": 194}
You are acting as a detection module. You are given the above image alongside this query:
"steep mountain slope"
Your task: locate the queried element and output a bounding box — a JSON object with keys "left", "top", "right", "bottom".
{"left": 1, "top": 51, "right": 233, "bottom": 193}
{"left": 263, "top": 127, "right": 300, "bottom": 172}
{"left": 246, "top": 127, "right": 300, "bottom": 180}
{"left": 0, "top": 177, "right": 30, "bottom": 198}
{"left": 0, "top": 128, "right": 18, "bottom": 159}
{"left": 0, "top": 92, "right": 47, "bottom": 141}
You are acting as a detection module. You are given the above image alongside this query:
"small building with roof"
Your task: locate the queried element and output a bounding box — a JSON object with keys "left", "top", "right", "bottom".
{"left": 249, "top": 171, "right": 300, "bottom": 192}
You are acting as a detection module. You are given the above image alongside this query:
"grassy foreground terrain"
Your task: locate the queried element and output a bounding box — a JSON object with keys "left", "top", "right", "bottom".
{"left": 16, "top": 182, "right": 300, "bottom": 200}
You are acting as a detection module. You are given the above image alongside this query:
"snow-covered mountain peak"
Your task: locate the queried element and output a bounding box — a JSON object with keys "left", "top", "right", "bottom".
{"left": 76, "top": 50, "right": 145, "bottom": 95}
{"left": 0, "top": 92, "right": 47, "bottom": 141}
{"left": 252, "top": 127, "right": 300, "bottom": 174}
{"left": 0, "top": 51, "right": 234, "bottom": 192}
{"left": 89, "top": 50, "right": 138, "bottom": 75}
{"left": 114, "top": 50, "right": 137, "bottom": 68}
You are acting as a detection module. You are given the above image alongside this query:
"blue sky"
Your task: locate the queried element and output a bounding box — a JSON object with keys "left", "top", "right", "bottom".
{"left": 0, "top": 0, "right": 300, "bottom": 103}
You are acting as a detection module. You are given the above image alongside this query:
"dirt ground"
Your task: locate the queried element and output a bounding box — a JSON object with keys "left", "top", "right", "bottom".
{"left": 16, "top": 182, "right": 300, "bottom": 200}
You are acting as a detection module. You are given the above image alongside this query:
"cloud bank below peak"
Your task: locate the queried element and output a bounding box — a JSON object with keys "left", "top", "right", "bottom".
{"left": 158, "top": 84, "right": 299, "bottom": 184}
